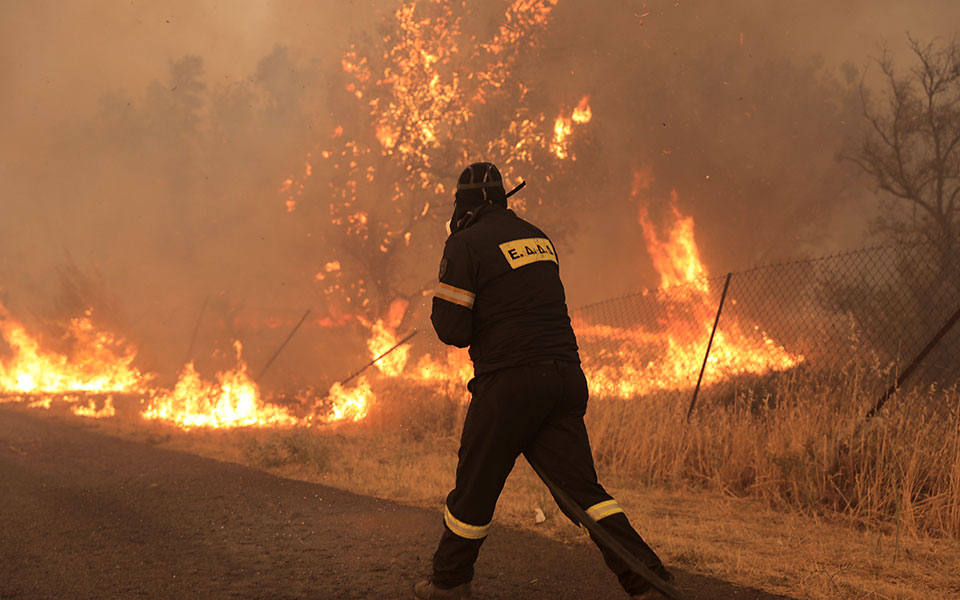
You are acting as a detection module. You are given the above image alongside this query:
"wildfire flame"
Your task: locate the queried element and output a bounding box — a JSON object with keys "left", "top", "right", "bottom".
{"left": 140, "top": 341, "right": 301, "bottom": 430}
{"left": 321, "top": 377, "right": 373, "bottom": 423}
{"left": 576, "top": 182, "right": 802, "bottom": 399}
{"left": 0, "top": 302, "right": 146, "bottom": 395}
{"left": 3, "top": 190, "right": 800, "bottom": 426}
{"left": 413, "top": 348, "right": 472, "bottom": 385}
{"left": 551, "top": 95, "right": 592, "bottom": 160}
{"left": 639, "top": 190, "right": 709, "bottom": 294}
{"left": 72, "top": 396, "right": 116, "bottom": 419}
{"left": 4, "top": 4, "right": 801, "bottom": 431}
{"left": 279, "top": 156, "right": 314, "bottom": 212}
{"left": 0, "top": 298, "right": 395, "bottom": 429}
{"left": 366, "top": 319, "right": 410, "bottom": 377}
{"left": 572, "top": 96, "right": 593, "bottom": 124}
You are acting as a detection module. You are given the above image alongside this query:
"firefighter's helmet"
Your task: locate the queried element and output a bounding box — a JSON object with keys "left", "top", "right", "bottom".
{"left": 456, "top": 162, "right": 505, "bottom": 197}
{"left": 448, "top": 162, "right": 509, "bottom": 236}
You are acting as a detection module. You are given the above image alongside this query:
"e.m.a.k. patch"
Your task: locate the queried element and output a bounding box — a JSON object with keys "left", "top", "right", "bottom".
{"left": 498, "top": 237, "right": 558, "bottom": 269}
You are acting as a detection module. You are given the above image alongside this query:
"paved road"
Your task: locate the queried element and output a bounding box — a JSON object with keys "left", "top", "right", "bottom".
{"left": 0, "top": 406, "right": 798, "bottom": 599}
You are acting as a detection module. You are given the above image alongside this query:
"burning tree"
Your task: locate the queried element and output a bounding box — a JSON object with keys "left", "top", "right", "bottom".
{"left": 292, "top": 0, "right": 599, "bottom": 324}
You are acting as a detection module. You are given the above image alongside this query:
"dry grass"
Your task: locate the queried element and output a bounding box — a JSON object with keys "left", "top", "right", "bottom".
{"left": 70, "top": 365, "right": 960, "bottom": 600}
{"left": 586, "top": 364, "right": 960, "bottom": 541}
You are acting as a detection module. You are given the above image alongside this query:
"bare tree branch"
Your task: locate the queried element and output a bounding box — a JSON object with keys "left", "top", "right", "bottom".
{"left": 844, "top": 36, "right": 960, "bottom": 257}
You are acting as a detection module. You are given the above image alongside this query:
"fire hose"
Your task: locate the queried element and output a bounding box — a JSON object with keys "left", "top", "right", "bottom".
{"left": 525, "top": 458, "right": 690, "bottom": 600}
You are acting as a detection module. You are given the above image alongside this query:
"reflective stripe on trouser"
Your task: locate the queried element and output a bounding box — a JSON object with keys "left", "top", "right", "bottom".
{"left": 585, "top": 499, "right": 625, "bottom": 522}
{"left": 431, "top": 361, "right": 667, "bottom": 594}
{"left": 444, "top": 505, "right": 490, "bottom": 540}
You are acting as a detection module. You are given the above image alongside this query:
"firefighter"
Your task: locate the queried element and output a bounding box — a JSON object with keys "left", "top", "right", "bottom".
{"left": 414, "top": 162, "right": 673, "bottom": 599}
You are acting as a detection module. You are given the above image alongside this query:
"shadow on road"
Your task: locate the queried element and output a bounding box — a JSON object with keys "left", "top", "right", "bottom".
{"left": 671, "top": 569, "right": 800, "bottom": 600}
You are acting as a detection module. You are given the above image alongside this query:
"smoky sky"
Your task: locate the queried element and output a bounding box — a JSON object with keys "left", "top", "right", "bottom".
{"left": 1, "top": 0, "right": 958, "bottom": 384}
{"left": 3, "top": 0, "right": 955, "bottom": 150}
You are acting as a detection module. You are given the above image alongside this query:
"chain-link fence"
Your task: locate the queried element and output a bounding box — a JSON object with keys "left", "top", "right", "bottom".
{"left": 571, "top": 239, "right": 960, "bottom": 412}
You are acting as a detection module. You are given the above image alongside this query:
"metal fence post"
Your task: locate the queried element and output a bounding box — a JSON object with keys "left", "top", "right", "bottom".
{"left": 255, "top": 308, "right": 312, "bottom": 383}
{"left": 182, "top": 295, "right": 209, "bottom": 366}
{"left": 687, "top": 272, "right": 732, "bottom": 419}
{"left": 865, "top": 302, "right": 960, "bottom": 419}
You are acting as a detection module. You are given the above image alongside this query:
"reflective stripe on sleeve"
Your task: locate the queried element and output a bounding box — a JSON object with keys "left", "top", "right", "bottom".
{"left": 435, "top": 282, "right": 476, "bottom": 309}
{"left": 444, "top": 505, "right": 491, "bottom": 539}
{"left": 585, "top": 499, "right": 624, "bottom": 522}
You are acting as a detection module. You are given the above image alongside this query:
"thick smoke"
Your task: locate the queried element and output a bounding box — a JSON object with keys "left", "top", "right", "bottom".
{"left": 1, "top": 0, "right": 957, "bottom": 387}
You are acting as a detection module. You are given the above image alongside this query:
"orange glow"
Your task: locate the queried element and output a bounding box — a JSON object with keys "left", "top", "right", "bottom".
{"left": 315, "top": 261, "right": 342, "bottom": 282}
{"left": 376, "top": 124, "right": 398, "bottom": 149}
{"left": 3, "top": 4, "right": 801, "bottom": 432}
{"left": 327, "top": 0, "right": 581, "bottom": 214}
{"left": 572, "top": 96, "right": 592, "bottom": 124}
{"left": 321, "top": 377, "right": 373, "bottom": 423}
{"left": 576, "top": 181, "right": 802, "bottom": 399}
{"left": 0, "top": 303, "right": 147, "bottom": 395}
{"left": 1, "top": 302, "right": 424, "bottom": 429}
{"left": 299, "top": 0, "right": 595, "bottom": 321}
{"left": 26, "top": 396, "right": 53, "bottom": 409}
{"left": 278, "top": 158, "right": 313, "bottom": 213}
{"left": 72, "top": 396, "right": 116, "bottom": 418}
{"left": 3, "top": 187, "right": 799, "bottom": 430}
{"left": 639, "top": 190, "right": 708, "bottom": 293}
{"left": 551, "top": 115, "right": 573, "bottom": 160}
{"left": 412, "top": 347, "right": 472, "bottom": 388}
{"left": 140, "top": 342, "right": 301, "bottom": 430}
{"left": 385, "top": 298, "right": 408, "bottom": 330}
{"left": 551, "top": 96, "right": 592, "bottom": 160}
{"left": 366, "top": 319, "right": 411, "bottom": 377}
{"left": 632, "top": 167, "right": 654, "bottom": 195}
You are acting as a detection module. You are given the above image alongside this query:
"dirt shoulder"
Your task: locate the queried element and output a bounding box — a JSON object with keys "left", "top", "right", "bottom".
{"left": 0, "top": 406, "right": 800, "bottom": 600}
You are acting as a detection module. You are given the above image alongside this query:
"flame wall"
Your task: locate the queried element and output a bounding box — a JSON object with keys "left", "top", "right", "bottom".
{"left": 1, "top": 0, "right": 958, "bottom": 388}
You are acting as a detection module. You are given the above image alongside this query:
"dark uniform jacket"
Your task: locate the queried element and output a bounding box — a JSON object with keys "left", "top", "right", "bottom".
{"left": 431, "top": 202, "right": 580, "bottom": 375}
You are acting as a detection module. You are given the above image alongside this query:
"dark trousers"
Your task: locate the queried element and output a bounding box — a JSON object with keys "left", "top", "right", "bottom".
{"left": 431, "top": 361, "right": 668, "bottom": 596}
